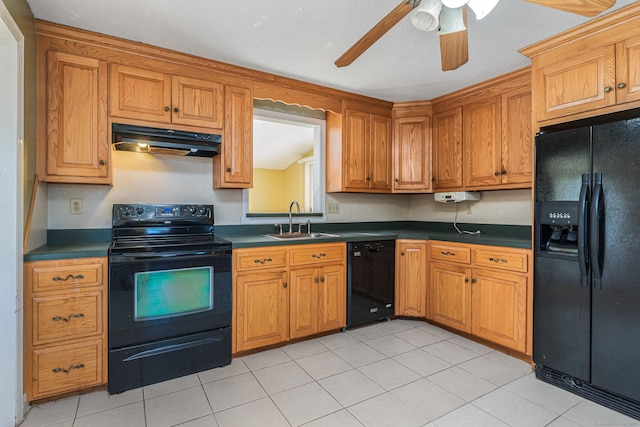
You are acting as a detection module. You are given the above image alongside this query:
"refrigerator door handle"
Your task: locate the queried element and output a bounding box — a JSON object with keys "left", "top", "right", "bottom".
{"left": 578, "top": 173, "right": 590, "bottom": 288}
{"left": 590, "top": 172, "right": 604, "bottom": 289}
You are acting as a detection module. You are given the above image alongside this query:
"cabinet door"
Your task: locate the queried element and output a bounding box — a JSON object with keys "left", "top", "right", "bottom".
{"left": 369, "top": 114, "right": 392, "bottom": 191}
{"left": 464, "top": 96, "right": 501, "bottom": 187}
{"left": 46, "top": 52, "right": 109, "bottom": 180}
{"left": 109, "top": 64, "right": 171, "bottom": 123}
{"left": 501, "top": 88, "right": 532, "bottom": 185}
{"left": 344, "top": 109, "right": 370, "bottom": 190}
{"left": 235, "top": 271, "right": 288, "bottom": 351}
{"left": 395, "top": 240, "right": 427, "bottom": 317}
{"left": 428, "top": 262, "right": 471, "bottom": 333}
{"left": 318, "top": 264, "right": 346, "bottom": 333}
{"left": 171, "top": 75, "right": 224, "bottom": 129}
{"left": 432, "top": 107, "right": 463, "bottom": 189}
{"left": 615, "top": 35, "right": 640, "bottom": 105}
{"left": 214, "top": 85, "right": 253, "bottom": 188}
{"left": 471, "top": 268, "right": 527, "bottom": 352}
{"left": 534, "top": 45, "right": 616, "bottom": 121}
{"left": 393, "top": 115, "right": 431, "bottom": 192}
{"left": 289, "top": 267, "right": 319, "bottom": 339}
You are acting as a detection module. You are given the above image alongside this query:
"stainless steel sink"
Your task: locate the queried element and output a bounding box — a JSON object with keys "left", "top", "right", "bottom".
{"left": 264, "top": 232, "right": 340, "bottom": 240}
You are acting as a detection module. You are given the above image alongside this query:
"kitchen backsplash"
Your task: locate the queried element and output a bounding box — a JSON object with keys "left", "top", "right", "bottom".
{"left": 44, "top": 151, "right": 532, "bottom": 230}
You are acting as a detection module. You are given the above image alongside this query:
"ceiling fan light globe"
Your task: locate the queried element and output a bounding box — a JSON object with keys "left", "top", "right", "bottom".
{"left": 439, "top": 6, "right": 467, "bottom": 34}
{"left": 409, "top": 0, "right": 442, "bottom": 31}
{"left": 441, "top": 0, "right": 468, "bottom": 8}
{"left": 467, "top": 0, "right": 499, "bottom": 20}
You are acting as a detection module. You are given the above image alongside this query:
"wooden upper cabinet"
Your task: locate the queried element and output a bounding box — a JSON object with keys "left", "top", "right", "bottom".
{"left": 463, "top": 96, "right": 501, "bottom": 188}
{"left": 531, "top": 46, "right": 616, "bottom": 122}
{"left": 432, "top": 107, "right": 463, "bottom": 190}
{"left": 344, "top": 109, "right": 370, "bottom": 190}
{"left": 521, "top": 4, "right": 640, "bottom": 124}
{"left": 501, "top": 88, "right": 532, "bottom": 185}
{"left": 43, "top": 51, "right": 109, "bottom": 183}
{"left": 616, "top": 35, "right": 640, "bottom": 105}
{"left": 369, "top": 114, "right": 393, "bottom": 190}
{"left": 214, "top": 84, "right": 253, "bottom": 189}
{"left": 343, "top": 109, "right": 392, "bottom": 192}
{"left": 109, "top": 64, "right": 224, "bottom": 129}
{"left": 393, "top": 113, "right": 432, "bottom": 192}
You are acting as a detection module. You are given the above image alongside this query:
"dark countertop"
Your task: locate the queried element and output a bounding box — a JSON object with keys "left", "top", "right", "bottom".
{"left": 24, "top": 221, "right": 531, "bottom": 261}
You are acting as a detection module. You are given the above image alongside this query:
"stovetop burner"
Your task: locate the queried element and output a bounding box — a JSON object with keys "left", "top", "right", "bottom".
{"left": 110, "top": 204, "right": 230, "bottom": 254}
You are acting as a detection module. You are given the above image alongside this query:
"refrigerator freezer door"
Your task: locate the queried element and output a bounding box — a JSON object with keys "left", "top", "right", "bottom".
{"left": 534, "top": 127, "right": 591, "bottom": 381}
{"left": 590, "top": 118, "right": 640, "bottom": 402}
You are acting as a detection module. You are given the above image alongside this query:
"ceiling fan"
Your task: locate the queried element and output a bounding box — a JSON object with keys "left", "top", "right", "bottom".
{"left": 334, "top": 0, "right": 616, "bottom": 71}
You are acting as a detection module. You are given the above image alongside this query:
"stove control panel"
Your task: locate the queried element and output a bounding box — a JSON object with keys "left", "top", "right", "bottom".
{"left": 113, "top": 204, "right": 213, "bottom": 225}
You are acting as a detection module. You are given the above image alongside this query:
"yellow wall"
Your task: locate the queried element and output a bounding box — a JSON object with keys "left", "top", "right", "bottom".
{"left": 248, "top": 168, "right": 288, "bottom": 212}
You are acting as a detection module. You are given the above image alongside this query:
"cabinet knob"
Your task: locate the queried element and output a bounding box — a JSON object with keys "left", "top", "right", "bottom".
{"left": 174, "top": 107, "right": 179, "bottom": 113}
{"left": 99, "top": 159, "right": 105, "bottom": 166}
{"left": 283, "top": 282, "right": 287, "bottom": 288}
{"left": 321, "top": 277, "right": 325, "bottom": 282}
{"left": 494, "top": 171, "right": 500, "bottom": 176}
{"left": 164, "top": 106, "right": 170, "bottom": 112}
{"left": 604, "top": 86, "right": 612, "bottom": 93}
{"left": 366, "top": 176, "right": 371, "bottom": 181}
{"left": 501, "top": 170, "right": 507, "bottom": 175}
{"left": 618, "top": 82, "right": 626, "bottom": 89}
{"left": 401, "top": 252, "right": 405, "bottom": 256}
{"left": 471, "top": 278, "right": 476, "bottom": 283}
{"left": 465, "top": 278, "right": 469, "bottom": 283}
{"left": 395, "top": 178, "right": 399, "bottom": 182}
{"left": 315, "top": 277, "right": 319, "bottom": 283}
{"left": 226, "top": 167, "right": 232, "bottom": 173}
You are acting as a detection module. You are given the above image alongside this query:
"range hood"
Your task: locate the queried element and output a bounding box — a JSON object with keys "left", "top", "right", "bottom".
{"left": 112, "top": 123, "right": 221, "bottom": 157}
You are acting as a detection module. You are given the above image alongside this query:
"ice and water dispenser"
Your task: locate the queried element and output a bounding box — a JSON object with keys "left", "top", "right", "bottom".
{"left": 536, "top": 201, "right": 581, "bottom": 256}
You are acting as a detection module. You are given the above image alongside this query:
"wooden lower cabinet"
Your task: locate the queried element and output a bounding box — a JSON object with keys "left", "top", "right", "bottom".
{"left": 395, "top": 239, "right": 427, "bottom": 317}
{"left": 24, "top": 257, "right": 108, "bottom": 401}
{"left": 428, "top": 262, "right": 472, "bottom": 333}
{"left": 233, "top": 243, "right": 346, "bottom": 352}
{"left": 235, "top": 271, "right": 289, "bottom": 352}
{"left": 427, "top": 241, "right": 531, "bottom": 354}
{"left": 471, "top": 268, "right": 527, "bottom": 353}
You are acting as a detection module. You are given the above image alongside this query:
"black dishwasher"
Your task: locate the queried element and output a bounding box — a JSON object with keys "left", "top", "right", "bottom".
{"left": 347, "top": 240, "right": 395, "bottom": 328}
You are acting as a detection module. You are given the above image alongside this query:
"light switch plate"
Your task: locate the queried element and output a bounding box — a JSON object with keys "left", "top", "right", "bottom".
{"left": 327, "top": 202, "right": 340, "bottom": 214}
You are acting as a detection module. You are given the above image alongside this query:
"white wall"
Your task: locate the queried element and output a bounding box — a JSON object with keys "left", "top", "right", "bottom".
{"left": 48, "top": 151, "right": 244, "bottom": 229}
{"left": 409, "top": 189, "right": 532, "bottom": 225}
{"left": 0, "top": 11, "right": 23, "bottom": 426}
{"left": 48, "top": 152, "right": 532, "bottom": 229}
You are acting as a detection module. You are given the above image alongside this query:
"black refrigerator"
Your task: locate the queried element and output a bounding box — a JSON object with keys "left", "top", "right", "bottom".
{"left": 534, "top": 116, "right": 640, "bottom": 420}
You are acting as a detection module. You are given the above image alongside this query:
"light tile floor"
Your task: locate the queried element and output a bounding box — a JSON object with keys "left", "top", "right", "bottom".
{"left": 19, "top": 319, "right": 640, "bottom": 427}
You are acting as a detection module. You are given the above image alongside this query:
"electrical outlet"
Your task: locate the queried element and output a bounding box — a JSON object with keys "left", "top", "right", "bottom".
{"left": 327, "top": 202, "right": 340, "bottom": 214}
{"left": 70, "top": 198, "right": 83, "bottom": 215}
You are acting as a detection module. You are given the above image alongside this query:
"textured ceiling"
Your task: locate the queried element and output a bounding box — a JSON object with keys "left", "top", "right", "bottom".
{"left": 26, "top": 0, "right": 638, "bottom": 102}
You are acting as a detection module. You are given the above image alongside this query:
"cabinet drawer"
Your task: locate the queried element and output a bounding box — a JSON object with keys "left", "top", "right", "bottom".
{"left": 234, "top": 248, "right": 288, "bottom": 272}
{"left": 32, "top": 291, "right": 103, "bottom": 345}
{"left": 473, "top": 248, "right": 529, "bottom": 273}
{"left": 32, "top": 339, "right": 103, "bottom": 398}
{"left": 29, "top": 258, "right": 105, "bottom": 293}
{"left": 289, "top": 243, "right": 345, "bottom": 266}
{"left": 429, "top": 243, "right": 471, "bottom": 264}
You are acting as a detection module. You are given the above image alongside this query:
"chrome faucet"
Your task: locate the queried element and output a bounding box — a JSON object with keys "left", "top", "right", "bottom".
{"left": 288, "top": 200, "right": 300, "bottom": 234}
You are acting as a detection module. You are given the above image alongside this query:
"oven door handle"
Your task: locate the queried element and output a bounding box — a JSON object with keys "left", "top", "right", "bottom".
{"left": 123, "top": 337, "right": 223, "bottom": 361}
{"left": 110, "top": 250, "right": 230, "bottom": 263}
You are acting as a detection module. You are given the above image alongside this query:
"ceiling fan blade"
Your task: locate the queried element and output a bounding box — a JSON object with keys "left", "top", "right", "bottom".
{"left": 335, "top": 0, "right": 417, "bottom": 67}
{"left": 439, "top": 7, "right": 468, "bottom": 71}
{"left": 524, "top": 0, "right": 616, "bottom": 17}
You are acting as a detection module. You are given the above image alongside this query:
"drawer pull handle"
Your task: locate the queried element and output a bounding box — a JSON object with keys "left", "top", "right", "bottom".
{"left": 440, "top": 251, "right": 456, "bottom": 256}
{"left": 311, "top": 253, "right": 327, "bottom": 258}
{"left": 52, "top": 274, "right": 84, "bottom": 282}
{"left": 488, "top": 257, "right": 508, "bottom": 263}
{"left": 52, "top": 313, "right": 84, "bottom": 322}
{"left": 254, "top": 258, "right": 272, "bottom": 264}
{"left": 52, "top": 363, "right": 84, "bottom": 374}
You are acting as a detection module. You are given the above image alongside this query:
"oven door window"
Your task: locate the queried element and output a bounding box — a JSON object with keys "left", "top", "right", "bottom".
{"left": 134, "top": 266, "right": 213, "bottom": 321}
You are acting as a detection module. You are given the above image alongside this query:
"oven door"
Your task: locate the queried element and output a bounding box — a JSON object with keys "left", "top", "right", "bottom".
{"left": 108, "top": 248, "right": 231, "bottom": 350}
